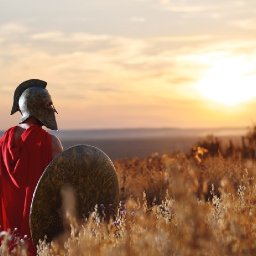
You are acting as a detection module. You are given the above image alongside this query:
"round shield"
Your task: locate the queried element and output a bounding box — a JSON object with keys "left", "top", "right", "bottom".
{"left": 30, "top": 144, "right": 119, "bottom": 245}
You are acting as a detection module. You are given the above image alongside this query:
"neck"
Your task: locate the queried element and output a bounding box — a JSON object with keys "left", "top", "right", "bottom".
{"left": 19, "top": 117, "right": 43, "bottom": 129}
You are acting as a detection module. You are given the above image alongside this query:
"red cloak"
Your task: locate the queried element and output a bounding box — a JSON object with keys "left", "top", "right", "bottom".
{"left": 0, "top": 125, "right": 52, "bottom": 254}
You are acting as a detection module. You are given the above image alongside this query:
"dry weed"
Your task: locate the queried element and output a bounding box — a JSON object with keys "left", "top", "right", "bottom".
{"left": 2, "top": 154, "right": 256, "bottom": 255}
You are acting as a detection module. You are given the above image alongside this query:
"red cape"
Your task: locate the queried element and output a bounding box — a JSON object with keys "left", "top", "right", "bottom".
{"left": 0, "top": 125, "right": 52, "bottom": 253}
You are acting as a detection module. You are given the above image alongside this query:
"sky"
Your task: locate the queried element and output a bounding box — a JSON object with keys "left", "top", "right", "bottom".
{"left": 1, "top": 0, "right": 256, "bottom": 130}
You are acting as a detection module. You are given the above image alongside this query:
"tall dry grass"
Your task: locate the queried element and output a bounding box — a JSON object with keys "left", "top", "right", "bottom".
{"left": 2, "top": 152, "right": 256, "bottom": 255}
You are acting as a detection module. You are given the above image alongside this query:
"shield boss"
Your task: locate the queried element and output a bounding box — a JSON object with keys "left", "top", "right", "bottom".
{"left": 30, "top": 144, "right": 119, "bottom": 244}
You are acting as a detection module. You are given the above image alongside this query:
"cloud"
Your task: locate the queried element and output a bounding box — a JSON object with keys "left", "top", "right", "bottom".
{"left": 157, "top": 0, "right": 256, "bottom": 28}
{"left": 30, "top": 31, "right": 64, "bottom": 40}
{"left": 230, "top": 18, "right": 256, "bottom": 30}
{"left": 0, "top": 23, "right": 28, "bottom": 34}
{"left": 1, "top": 19, "right": 256, "bottom": 129}
{"left": 158, "top": 0, "right": 216, "bottom": 13}
{"left": 130, "top": 17, "right": 146, "bottom": 23}
{"left": 159, "top": 0, "right": 171, "bottom": 5}
{"left": 0, "top": 23, "right": 255, "bottom": 93}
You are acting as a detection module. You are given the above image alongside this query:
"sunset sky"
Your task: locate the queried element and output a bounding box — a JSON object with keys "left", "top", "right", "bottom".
{"left": 1, "top": 0, "right": 256, "bottom": 130}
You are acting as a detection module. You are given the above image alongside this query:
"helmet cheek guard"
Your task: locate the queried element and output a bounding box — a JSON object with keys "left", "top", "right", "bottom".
{"left": 19, "top": 87, "right": 58, "bottom": 130}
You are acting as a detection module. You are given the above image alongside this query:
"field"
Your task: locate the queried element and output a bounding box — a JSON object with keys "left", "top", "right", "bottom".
{"left": 1, "top": 130, "right": 256, "bottom": 255}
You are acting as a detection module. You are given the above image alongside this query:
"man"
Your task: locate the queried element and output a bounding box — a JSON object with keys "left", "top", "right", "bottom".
{"left": 0, "top": 79, "right": 63, "bottom": 254}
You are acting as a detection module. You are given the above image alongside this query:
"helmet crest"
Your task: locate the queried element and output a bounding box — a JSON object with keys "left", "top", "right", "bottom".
{"left": 11, "top": 79, "right": 47, "bottom": 115}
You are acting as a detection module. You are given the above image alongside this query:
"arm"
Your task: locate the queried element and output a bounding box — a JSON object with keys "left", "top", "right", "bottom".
{"left": 51, "top": 134, "right": 63, "bottom": 158}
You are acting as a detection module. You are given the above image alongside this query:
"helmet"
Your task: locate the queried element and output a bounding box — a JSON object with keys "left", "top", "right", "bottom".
{"left": 11, "top": 79, "right": 47, "bottom": 115}
{"left": 18, "top": 87, "right": 58, "bottom": 130}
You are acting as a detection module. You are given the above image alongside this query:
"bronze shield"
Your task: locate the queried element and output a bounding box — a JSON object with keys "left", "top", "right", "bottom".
{"left": 29, "top": 144, "right": 119, "bottom": 244}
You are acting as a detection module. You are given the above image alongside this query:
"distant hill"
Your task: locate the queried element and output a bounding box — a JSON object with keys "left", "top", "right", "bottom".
{"left": 0, "top": 127, "right": 247, "bottom": 140}
{"left": 52, "top": 127, "right": 248, "bottom": 159}
{"left": 51, "top": 127, "right": 247, "bottom": 141}
{"left": 0, "top": 127, "right": 248, "bottom": 159}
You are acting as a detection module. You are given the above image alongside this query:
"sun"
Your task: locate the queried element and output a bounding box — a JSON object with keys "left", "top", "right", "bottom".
{"left": 196, "top": 58, "right": 256, "bottom": 106}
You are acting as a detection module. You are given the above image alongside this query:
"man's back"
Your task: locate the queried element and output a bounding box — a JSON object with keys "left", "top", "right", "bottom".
{"left": 16, "top": 120, "right": 63, "bottom": 158}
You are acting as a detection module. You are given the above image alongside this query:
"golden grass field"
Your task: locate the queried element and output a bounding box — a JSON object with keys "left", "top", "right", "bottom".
{"left": 1, "top": 136, "right": 256, "bottom": 255}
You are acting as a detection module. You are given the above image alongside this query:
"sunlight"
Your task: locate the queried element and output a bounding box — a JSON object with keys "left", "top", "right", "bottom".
{"left": 196, "top": 58, "right": 256, "bottom": 106}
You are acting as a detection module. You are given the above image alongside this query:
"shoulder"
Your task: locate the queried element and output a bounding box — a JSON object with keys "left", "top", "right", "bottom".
{"left": 0, "top": 126, "right": 18, "bottom": 144}
{"left": 50, "top": 134, "right": 63, "bottom": 158}
{"left": 3, "top": 126, "right": 18, "bottom": 136}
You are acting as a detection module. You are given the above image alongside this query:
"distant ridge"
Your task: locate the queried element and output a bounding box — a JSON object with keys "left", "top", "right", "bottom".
{"left": 0, "top": 126, "right": 248, "bottom": 140}
{"left": 51, "top": 126, "right": 247, "bottom": 140}
{"left": 0, "top": 127, "right": 248, "bottom": 159}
